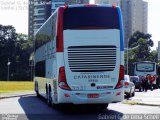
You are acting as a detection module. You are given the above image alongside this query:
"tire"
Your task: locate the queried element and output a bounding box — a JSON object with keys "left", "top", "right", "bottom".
{"left": 35, "top": 82, "right": 40, "bottom": 97}
{"left": 47, "top": 87, "right": 52, "bottom": 107}
{"left": 132, "top": 90, "right": 135, "bottom": 97}
{"left": 126, "top": 93, "right": 130, "bottom": 98}
{"left": 126, "top": 89, "right": 132, "bottom": 98}
{"left": 97, "top": 104, "right": 109, "bottom": 110}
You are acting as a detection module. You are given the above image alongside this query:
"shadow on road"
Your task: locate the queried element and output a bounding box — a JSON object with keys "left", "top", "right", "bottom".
{"left": 18, "top": 95, "right": 123, "bottom": 120}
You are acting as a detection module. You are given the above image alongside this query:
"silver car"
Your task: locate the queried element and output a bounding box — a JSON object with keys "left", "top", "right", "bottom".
{"left": 124, "top": 75, "right": 135, "bottom": 98}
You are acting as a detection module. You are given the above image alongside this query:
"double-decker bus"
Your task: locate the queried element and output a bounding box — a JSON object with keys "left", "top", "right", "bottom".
{"left": 134, "top": 61, "right": 160, "bottom": 88}
{"left": 34, "top": 4, "right": 124, "bottom": 109}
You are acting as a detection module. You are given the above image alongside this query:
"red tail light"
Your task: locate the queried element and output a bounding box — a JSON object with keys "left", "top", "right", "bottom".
{"left": 115, "top": 65, "right": 124, "bottom": 89}
{"left": 124, "top": 82, "right": 129, "bottom": 86}
{"left": 58, "top": 67, "right": 71, "bottom": 90}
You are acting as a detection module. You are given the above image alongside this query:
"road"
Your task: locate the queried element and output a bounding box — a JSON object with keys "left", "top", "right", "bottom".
{"left": 0, "top": 94, "right": 160, "bottom": 120}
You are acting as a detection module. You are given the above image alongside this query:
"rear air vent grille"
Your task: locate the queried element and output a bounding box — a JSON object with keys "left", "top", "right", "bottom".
{"left": 68, "top": 46, "right": 117, "bottom": 72}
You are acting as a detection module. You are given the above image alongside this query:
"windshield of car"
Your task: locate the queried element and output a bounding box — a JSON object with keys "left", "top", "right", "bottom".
{"left": 130, "top": 77, "right": 139, "bottom": 82}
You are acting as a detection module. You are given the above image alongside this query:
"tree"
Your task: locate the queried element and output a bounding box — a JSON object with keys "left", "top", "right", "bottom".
{"left": 0, "top": 25, "right": 32, "bottom": 81}
{"left": 148, "top": 50, "right": 158, "bottom": 63}
{"left": 0, "top": 25, "right": 17, "bottom": 80}
{"left": 126, "top": 31, "right": 154, "bottom": 75}
{"left": 129, "top": 31, "right": 153, "bottom": 48}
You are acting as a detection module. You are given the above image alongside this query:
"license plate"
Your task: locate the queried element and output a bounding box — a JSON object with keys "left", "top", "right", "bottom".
{"left": 87, "top": 94, "right": 99, "bottom": 98}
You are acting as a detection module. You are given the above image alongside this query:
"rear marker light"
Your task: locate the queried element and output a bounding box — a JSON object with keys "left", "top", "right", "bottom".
{"left": 64, "top": 94, "right": 70, "bottom": 97}
{"left": 112, "top": 5, "right": 117, "bottom": 9}
{"left": 116, "top": 92, "right": 121, "bottom": 96}
{"left": 64, "top": 5, "right": 68, "bottom": 9}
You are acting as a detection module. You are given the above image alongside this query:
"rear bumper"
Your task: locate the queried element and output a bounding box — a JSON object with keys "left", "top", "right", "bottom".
{"left": 57, "top": 88, "right": 124, "bottom": 104}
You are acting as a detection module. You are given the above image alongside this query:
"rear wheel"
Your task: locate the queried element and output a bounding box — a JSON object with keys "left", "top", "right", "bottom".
{"left": 35, "top": 82, "right": 40, "bottom": 97}
{"left": 47, "top": 86, "right": 53, "bottom": 107}
{"left": 132, "top": 89, "right": 135, "bottom": 97}
{"left": 126, "top": 89, "right": 132, "bottom": 98}
{"left": 97, "top": 104, "right": 109, "bottom": 110}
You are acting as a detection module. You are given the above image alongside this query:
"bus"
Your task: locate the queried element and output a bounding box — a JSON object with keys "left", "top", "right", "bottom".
{"left": 134, "top": 61, "right": 160, "bottom": 88}
{"left": 34, "top": 4, "right": 124, "bottom": 109}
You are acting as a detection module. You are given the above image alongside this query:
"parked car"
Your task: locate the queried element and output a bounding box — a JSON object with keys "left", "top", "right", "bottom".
{"left": 123, "top": 75, "right": 135, "bottom": 98}
{"left": 130, "top": 76, "right": 143, "bottom": 92}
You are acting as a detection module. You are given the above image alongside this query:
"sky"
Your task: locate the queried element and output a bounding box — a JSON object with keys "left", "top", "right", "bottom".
{"left": 0, "top": 0, "right": 159, "bottom": 50}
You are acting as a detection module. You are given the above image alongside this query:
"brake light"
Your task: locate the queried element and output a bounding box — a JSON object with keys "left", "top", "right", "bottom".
{"left": 124, "top": 82, "right": 129, "bottom": 86}
{"left": 115, "top": 65, "right": 124, "bottom": 89}
{"left": 56, "top": 7, "right": 64, "bottom": 52}
{"left": 58, "top": 67, "right": 71, "bottom": 90}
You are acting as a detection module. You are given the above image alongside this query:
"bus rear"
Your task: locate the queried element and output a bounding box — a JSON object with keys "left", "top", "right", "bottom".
{"left": 134, "top": 61, "right": 157, "bottom": 85}
{"left": 57, "top": 5, "right": 124, "bottom": 104}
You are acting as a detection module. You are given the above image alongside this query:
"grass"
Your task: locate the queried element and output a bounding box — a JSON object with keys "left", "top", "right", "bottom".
{"left": 0, "top": 81, "right": 34, "bottom": 93}
{"left": 123, "top": 101, "right": 142, "bottom": 105}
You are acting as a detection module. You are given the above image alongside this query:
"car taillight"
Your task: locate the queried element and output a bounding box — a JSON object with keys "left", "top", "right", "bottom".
{"left": 115, "top": 65, "right": 124, "bottom": 89}
{"left": 124, "top": 82, "right": 129, "bottom": 86}
{"left": 58, "top": 66, "right": 71, "bottom": 90}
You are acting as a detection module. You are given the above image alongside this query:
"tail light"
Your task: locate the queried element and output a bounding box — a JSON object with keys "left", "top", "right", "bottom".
{"left": 115, "top": 65, "right": 124, "bottom": 89}
{"left": 124, "top": 82, "right": 129, "bottom": 86}
{"left": 58, "top": 66, "right": 71, "bottom": 90}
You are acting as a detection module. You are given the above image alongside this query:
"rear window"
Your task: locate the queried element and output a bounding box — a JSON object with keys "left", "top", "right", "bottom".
{"left": 136, "top": 63, "right": 154, "bottom": 72}
{"left": 124, "top": 75, "right": 130, "bottom": 82}
{"left": 130, "top": 77, "right": 139, "bottom": 82}
{"left": 63, "top": 7, "right": 120, "bottom": 30}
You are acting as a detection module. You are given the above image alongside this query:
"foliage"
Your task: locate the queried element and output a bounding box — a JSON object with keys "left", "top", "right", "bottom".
{"left": 0, "top": 25, "right": 32, "bottom": 81}
{"left": 129, "top": 31, "right": 153, "bottom": 48}
{"left": 126, "top": 31, "right": 157, "bottom": 75}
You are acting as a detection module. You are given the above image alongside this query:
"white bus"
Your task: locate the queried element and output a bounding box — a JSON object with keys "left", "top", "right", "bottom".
{"left": 134, "top": 61, "right": 158, "bottom": 88}
{"left": 34, "top": 4, "right": 124, "bottom": 108}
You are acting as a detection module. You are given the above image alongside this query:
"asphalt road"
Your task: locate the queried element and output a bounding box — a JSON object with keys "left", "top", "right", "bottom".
{"left": 0, "top": 95, "right": 160, "bottom": 120}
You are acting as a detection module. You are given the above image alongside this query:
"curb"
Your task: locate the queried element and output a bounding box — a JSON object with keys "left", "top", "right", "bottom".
{"left": 123, "top": 101, "right": 160, "bottom": 107}
{"left": 137, "top": 103, "right": 160, "bottom": 107}
{"left": 0, "top": 93, "right": 35, "bottom": 100}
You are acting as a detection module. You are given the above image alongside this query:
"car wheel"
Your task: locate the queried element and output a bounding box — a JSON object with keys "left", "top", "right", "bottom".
{"left": 132, "top": 89, "right": 135, "bottom": 97}
{"left": 139, "top": 86, "right": 143, "bottom": 92}
{"left": 126, "top": 91, "right": 132, "bottom": 98}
